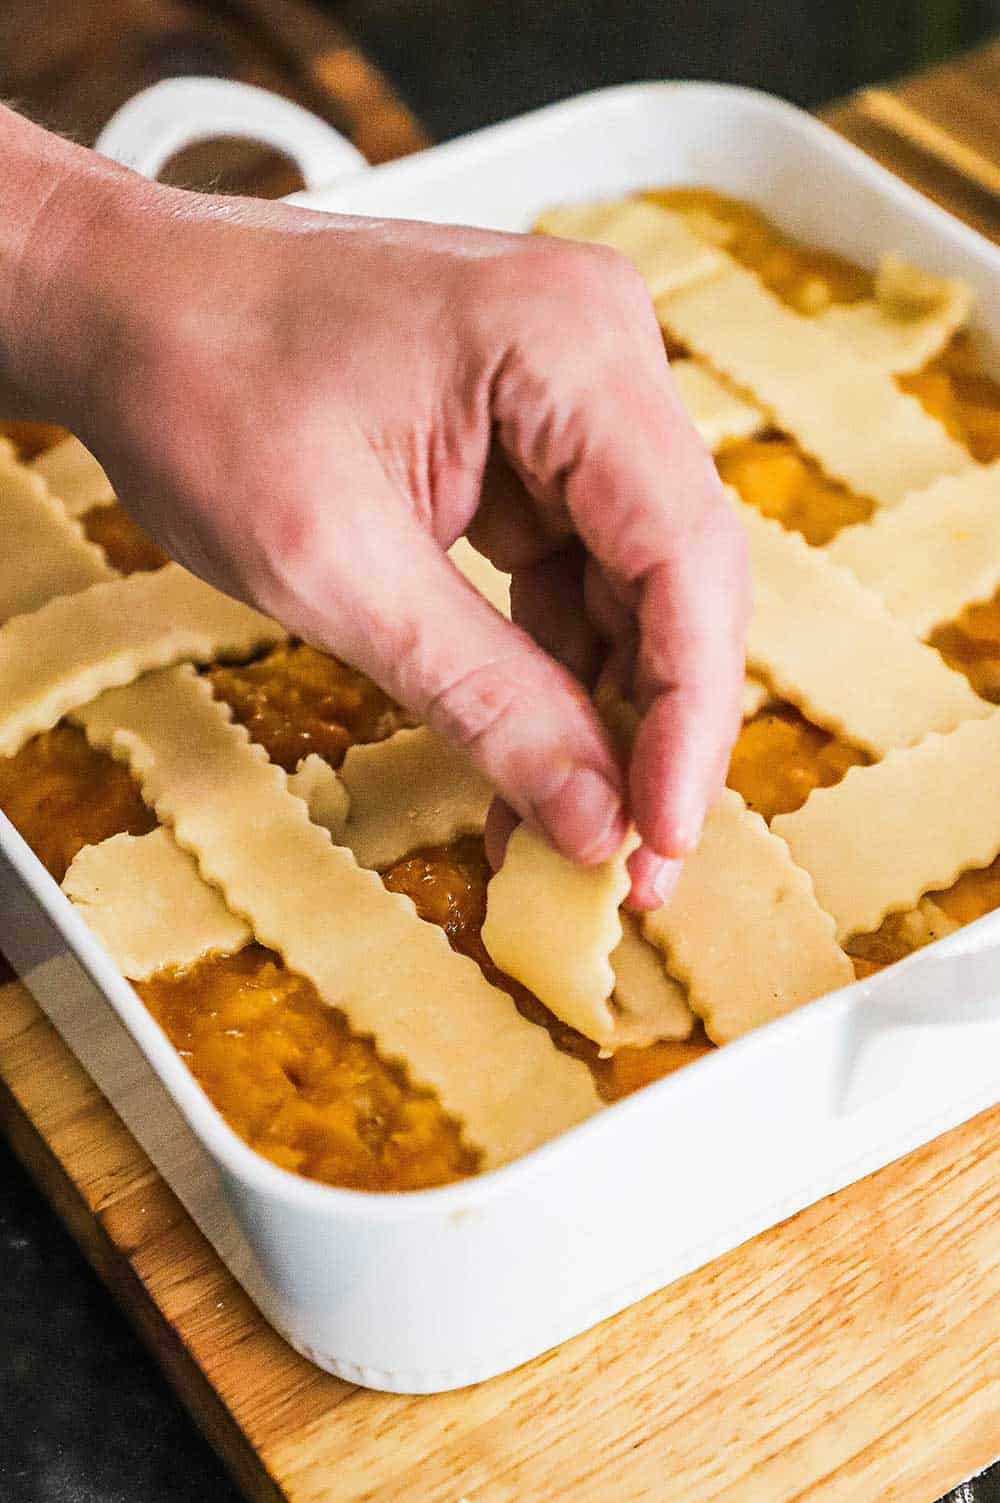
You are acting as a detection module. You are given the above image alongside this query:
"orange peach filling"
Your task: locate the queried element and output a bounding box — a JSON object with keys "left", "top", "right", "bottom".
{"left": 930, "top": 595, "right": 1000, "bottom": 704}
{"left": 207, "top": 642, "right": 407, "bottom": 772}
{"left": 727, "top": 707, "right": 868, "bottom": 822}
{"left": 643, "top": 187, "right": 873, "bottom": 312}
{"left": 0, "top": 724, "right": 156, "bottom": 882}
{"left": 138, "top": 944, "right": 478, "bottom": 1190}
{"left": 81, "top": 501, "right": 169, "bottom": 575}
{"left": 717, "top": 436, "right": 873, "bottom": 544}
{"left": 901, "top": 335, "right": 1000, "bottom": 465}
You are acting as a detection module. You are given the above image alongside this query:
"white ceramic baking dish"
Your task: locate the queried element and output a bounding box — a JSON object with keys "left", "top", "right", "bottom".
{"left": 3, "top": 79, "right": 1000, "bottom": 1395}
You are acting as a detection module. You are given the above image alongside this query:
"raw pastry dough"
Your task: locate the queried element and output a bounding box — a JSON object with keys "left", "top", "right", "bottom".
{"left": 818, "top": 269, "right": 972, "bottom": 374}
{"left": 535, "top": 197, "right": 725, "bottom": 299}
{"left": 825, "top": 461, "right": 1000, "bottom": 636}
{"left": 874, "top": 253, "right": 969, "bottom": 317}
{"left": 75, "top": 666, "right": 601, "bottom": 1165}
{"left": 4, "top": 189, "right": 996, "bottom": 1181}
{"left": 742, "top": 677, "right": 774, "bottom": 720}
{"left": 739, "top": 496, "right": 989, "bottom": 753}
{"left": 643, "top": 789, "right": 854, "bottom": 1043}
{"left": 0, "top": 562, "right": 285, "bottom": 757}
{"left": 63, "top": 828, "right": 251, "bottom": 979}
{"left": 670, "top": 359, "right": 766, "bottom": 450}
{"left": 609, "top": 914, "right": 696, "bottom": 1047}
{"left": 482, "top": 825, "right": 640, "bottom": 1047}
{"left": 449, "top": 537, "right": 511, "bottom": 617}
{"left": 0, "top": 451, "right": 111, "bottom": 621}
{"left": 30, "top": 435, "right": 115, "bottom": 516}
{"left": 773, "top": 710, "right": 1000, "bottom": 942}
{"left": 286, "top": 753, "right": 351, "bottom": 833}
{"left": 658, "top": 257, "right": 973, "bottom": 505}
{"left": 337, "top": 726, "right": 493, "bottom": 870}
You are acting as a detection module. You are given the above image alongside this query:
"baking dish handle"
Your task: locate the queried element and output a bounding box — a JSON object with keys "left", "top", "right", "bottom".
{"left": 94, "top": 77, "right": 368, "bottom": 189}
{"left": 838, "top": 909, "right": 1000, "bottom": 1114}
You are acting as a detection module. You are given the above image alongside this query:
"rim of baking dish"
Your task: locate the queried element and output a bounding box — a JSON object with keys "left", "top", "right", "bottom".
{"left": 5, "top": 82, "right": 1000, "bottom": 1218}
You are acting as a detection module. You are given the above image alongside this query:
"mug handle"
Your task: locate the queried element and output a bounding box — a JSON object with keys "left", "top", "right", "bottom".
{"left": 94, "top": 77, "right": 369, "bottom": 189}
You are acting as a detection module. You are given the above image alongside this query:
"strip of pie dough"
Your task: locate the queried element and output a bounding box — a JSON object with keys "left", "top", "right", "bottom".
{"left": 336, "top": 726, "right": 493, "bottom": 870}
{"left": 824, "top": 461, "right": 1000, "bottom": 636}
{"left": 481, "top": 825, "right": 641, "bottom": 1048}
{"left": 657, "top": 206, "right": 972, "bottom": 371}
{"left": 448, "top": 536, "right": 511, "bottom": 617}
{"left": 62, "top": 829, "right": 252, "bottom": 980}
{"left": 742, "top": 676, "right": 775, "bottom": 720}
{"left": 0, "top": 451, "right": 112, "bottom": 621}
{"left": 608, "top": 914, "right": 696, "bottom": 1047}
{"left": 773, "top": 710, "right": 1000, "bottom": 942}
{"left": 846, "top": 897, "right": 959, "bottom": 964}
{"left": 534, "top": 197, "right": 726, "bottom": 300}
{"left": 657, "top": 257, "right": 973, "bottom": 506}
{"left": 670, "top": 359, "right": 766, "bottom": 450}
{"left": 739, "top": 496, "right": 989, "bottom": 753}
{"left": 30, "top": 435, "right": 115, "bottom": 516}
{"left": 74, "top": 666, "right": 601, "bottom": 1166}
{"left": 643, "top": 789, "right": 854, "bottom": 1043}
{"left": 0, "top": 562, "right": 285, "bottom": 758}
{"left": 818, "top": 275, "right": 972, "bottom": 374}
{"left": 286, "top": 753, "right": 351, "bottom": 833}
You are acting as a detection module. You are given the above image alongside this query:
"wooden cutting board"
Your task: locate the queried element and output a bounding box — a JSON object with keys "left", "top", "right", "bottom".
{"left": 2, "top": 28, "right": 1000, "bottom": 1503}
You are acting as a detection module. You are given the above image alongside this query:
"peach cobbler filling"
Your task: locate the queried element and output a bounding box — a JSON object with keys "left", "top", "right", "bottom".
{"left": 207, "top": 643, "right": 408, "bottom": 772}
{"left": 3, "top": 188, "right": 1000, "bottom": 1191}
{"left": 0, "top": 724, "right": 156, "bottom": 883}
{"left": 81, "top": 502, "right": 171, "bottom": 576}
{"left": 139, "top": 943, "right": 478, "bottom": 1189}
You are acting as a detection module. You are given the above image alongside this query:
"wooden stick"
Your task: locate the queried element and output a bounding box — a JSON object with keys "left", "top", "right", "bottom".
{"left": 859, "top": 88, "right": 1000, "bottom": 199}
{"left": 198, "top": 0, "right": 430, "bottom": 161}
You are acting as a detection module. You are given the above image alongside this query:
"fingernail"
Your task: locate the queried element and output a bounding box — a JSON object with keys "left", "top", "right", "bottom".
{"left": 624, "top": 849, "right": 680, "bottom": 910}
{"left": 539, "top": 767, "right": 624, "bottom": 862}
{"left": 673, "top": 794, "right": 709, "bottom": 856}
{"left": 653, "top": 861, "right": 679, "bottom": 903}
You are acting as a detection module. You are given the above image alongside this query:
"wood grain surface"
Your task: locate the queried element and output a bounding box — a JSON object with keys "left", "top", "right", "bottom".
{"left": 1, "top": 26, "right": 1000, "bottom": 1503}
{"left": 821, "top": 40, "right": 1000, "bottom": 244}
{"left": 0, "top": 0, "right": 427, "bottom": 191}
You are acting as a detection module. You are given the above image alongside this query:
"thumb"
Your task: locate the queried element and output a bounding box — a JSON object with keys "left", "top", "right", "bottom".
{"left": 361, "top": 530, "right": 628, "bottom": 865}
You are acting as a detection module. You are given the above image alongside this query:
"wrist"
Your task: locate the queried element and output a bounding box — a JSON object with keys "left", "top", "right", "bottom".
{"left": 0, "top": 107, "right": 151, "bottom": 429}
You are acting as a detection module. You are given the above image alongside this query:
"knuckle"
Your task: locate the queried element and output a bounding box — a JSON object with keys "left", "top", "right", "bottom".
{"left": 256, "top": 499, "right": 323, "bottom": 589}
{"left": 506, "top": 239, "right": 650, "bottom": 323}
{"left": 425, "top": 659, "right": 523, "bottom": 756}
{"left": 556, "top": 243, "right": 651, "bottom": 327}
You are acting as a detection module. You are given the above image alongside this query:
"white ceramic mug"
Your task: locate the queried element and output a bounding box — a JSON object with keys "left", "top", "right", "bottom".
{"left": 95, "top": 75, "right": 368, "bottom": 188}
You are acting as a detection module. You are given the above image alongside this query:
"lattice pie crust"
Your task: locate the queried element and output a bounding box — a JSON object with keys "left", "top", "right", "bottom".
{"left": 3, "top": 191, "right": 999, "bottom": 1171}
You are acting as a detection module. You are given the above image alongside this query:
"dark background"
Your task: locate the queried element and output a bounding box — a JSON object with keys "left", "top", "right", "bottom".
{"left": 2, "top": 1, "right": 1000, "bottom": 1500}
{"left": 336, "top": 0, "right": 1000, "bottom": 141}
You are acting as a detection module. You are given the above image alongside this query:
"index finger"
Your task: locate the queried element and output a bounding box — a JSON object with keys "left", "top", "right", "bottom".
{"left": 488, "top": 246, "right": 750, "bottom": 870}
{"left": 563, "top": 368, "right": 750, "bottom": 864}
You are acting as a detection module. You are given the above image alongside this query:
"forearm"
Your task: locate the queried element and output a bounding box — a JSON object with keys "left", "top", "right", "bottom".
{"left": 0, "top": 105, "right": 138, "bottom": 425}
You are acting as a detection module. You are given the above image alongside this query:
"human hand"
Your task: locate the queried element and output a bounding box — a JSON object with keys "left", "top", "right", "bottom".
{"left": 11, "top": 131, "right": 749, "bottom": 905}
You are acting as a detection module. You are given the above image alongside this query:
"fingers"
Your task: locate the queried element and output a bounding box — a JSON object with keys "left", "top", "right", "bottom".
{"left": 629, "top": 527, "right": 748, "bottom": 856}
{"left": 484, "top": 797, "right": 518, "bottom": 869}
{"left": 490, "top": 254, "right": 750, "bottom": 864}
{"left": 625, "top": 842, "right": 681, "bottom": 911}
{"left": 614, "top": 481, "right": 748, "bottom": 860}
{"left": 351, "top": 523, "right": 630, "bottom": 866}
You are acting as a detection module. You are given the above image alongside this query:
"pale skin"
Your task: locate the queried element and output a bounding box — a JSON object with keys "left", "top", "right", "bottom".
{"left": 0, "top": 106, "right": 750, "bottom": 907}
